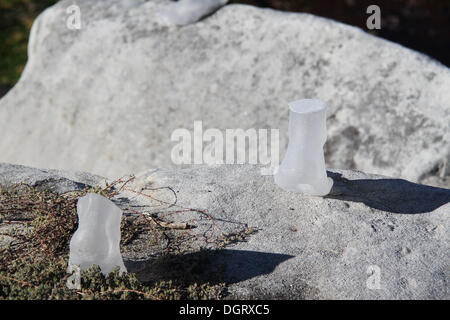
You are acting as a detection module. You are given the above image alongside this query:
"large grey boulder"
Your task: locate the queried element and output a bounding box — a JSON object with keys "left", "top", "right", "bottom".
{"left": 0, "top": 0, "right": 449, "bottom": 183}
{"left": 0, "top": 162, "right": 448, "bottom": 299}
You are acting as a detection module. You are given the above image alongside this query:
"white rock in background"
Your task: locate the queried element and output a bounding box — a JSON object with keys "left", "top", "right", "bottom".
{"left": 156, "top": 0, "right": 228, "bottom": 26}
{"left": 0, "top": 0, "right": 449, "bottom": 184}
{"left": 68, "top": 193, "right": 126, "bottom": 275}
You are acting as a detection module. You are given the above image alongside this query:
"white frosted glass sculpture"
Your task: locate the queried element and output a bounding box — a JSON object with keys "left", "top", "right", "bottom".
{"left": 274, "top": 99, "right": 333, "bottom": 196}
{"left": 156, "top": 0, "right": 228, "bottom": 26}
{"left": 68, "top": 193, "right": 126, "bottom": 275}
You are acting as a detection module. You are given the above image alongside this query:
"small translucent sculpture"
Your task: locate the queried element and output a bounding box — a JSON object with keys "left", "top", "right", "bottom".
{"left": 156, "top": 0, "right": 228, "bottom": 26}
{"left": 274, "top": 99, "right": 333, "bottom": 196}
{"left": 68, "top": 193, "right": 126, "bottom": 275}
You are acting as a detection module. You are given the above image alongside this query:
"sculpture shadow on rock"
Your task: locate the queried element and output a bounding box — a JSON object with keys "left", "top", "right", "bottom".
{"left": 326, "top": 171, "right": 450, "bottom": 214}
{"left": 125, "top": 249, "right": 294, "bottom": 286}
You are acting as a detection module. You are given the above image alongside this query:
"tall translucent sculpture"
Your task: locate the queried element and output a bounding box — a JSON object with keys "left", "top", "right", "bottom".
{"left": 274, "top": 99, "right": 333, "bottom": 196}
{"left": 68, "top": 193, "right": 126, "bottom": 275}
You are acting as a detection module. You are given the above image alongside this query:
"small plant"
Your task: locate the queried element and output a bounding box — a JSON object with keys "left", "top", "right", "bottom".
{"left": 0, "top": 180, "right": 231, "bottom": 300}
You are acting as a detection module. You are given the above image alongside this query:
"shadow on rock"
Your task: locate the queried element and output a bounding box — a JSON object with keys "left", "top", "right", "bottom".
{"left": 214, "top": 249, "right": 294, "bottom": 285}
{"left": 125, "top": 249, "right": 294, "bottom": 286}
{"left": 326, "top": 171, "right": 450, "bottom": 214}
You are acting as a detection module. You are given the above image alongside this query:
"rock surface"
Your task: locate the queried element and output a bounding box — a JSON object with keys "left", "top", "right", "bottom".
{"left": 1, "top": 162, "right": 448, "bottom": 299}
{"left": 0, "top": 0, "right": 449, "bottom": 184}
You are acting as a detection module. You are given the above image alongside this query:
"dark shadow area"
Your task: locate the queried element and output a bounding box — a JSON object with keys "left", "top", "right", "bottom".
{"left": 214, "top": 249, "right": 294, "bottom": 284}
{"left": 125, "top": 249, "right": 294, "bottom": 286}
{"left": 326, "top": 171, "right": 450, "bottom": 214}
